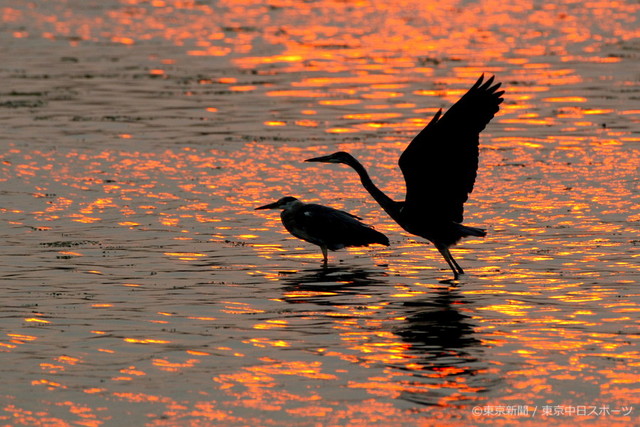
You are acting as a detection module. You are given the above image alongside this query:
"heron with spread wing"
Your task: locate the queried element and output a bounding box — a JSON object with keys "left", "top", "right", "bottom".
{"left": 306, "top": 75, "right": 504, "bottom": 279}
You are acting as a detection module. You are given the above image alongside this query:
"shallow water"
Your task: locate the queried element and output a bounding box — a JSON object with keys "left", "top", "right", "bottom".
{"left": 1, "top": 0, "right": 639, "bottom": 425}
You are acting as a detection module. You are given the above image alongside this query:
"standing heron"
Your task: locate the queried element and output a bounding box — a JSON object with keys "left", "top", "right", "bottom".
{"left": 255, "top": 196, "right": 389, "bottom": 265}
{"left": 306, "top": 74, "right": 504, "bottom": 279}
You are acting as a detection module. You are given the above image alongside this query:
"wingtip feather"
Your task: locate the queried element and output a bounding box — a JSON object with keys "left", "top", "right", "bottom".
{"left": 479, "top": 75, "right": 496, "bottom": 90}
{"left": 472, "top": 74, "right": 485, "bottom": 89}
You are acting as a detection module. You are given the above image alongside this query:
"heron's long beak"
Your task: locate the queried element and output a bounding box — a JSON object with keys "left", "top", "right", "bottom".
{"left": 255, "top": 201, "right": 279, "bottom": 210}
{"left": 305, "top": 154, "right": 333, "bottom": 163}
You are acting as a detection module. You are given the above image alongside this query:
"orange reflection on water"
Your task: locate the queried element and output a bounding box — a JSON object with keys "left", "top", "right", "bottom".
{"left": 212, "top": 359, "right": 339, "bottom": 411}
{"left": 123, "top": 338, "right": 171, "bottom": 344}
{"left": 253, "top": 319, "right": 288, "bottom": 330}
{"left": 246, "top": 337, "right": 290, "bottom": 348}
{"left": 1, "top": 0, "right": 639, "bottom": 424}
{"left": 31, "top": 379, "right": 66, "bottom": 390}
{"left": 220, "top": 301, "right": 265, "bottom": 315}
{"left": 119, "top": 366, "right": 146, "bottom": 377}
{"left": 153, "top": 358, "right": 200, "bottom": 372}
{"left": 24, "top": 318, "right": 50, "bottom": 324}
{"left": 7, "top": 334, "right": 40, "bottom": 345}
{"left": 164, "top": 251, "right": 207, "bottom": 261}
{"left": 9, "top": 0, "right": 628, "bottom": 143}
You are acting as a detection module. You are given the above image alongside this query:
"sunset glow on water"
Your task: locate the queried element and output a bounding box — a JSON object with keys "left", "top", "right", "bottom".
{"left": 1, "top": 0, "right": 639, "bottom": 425}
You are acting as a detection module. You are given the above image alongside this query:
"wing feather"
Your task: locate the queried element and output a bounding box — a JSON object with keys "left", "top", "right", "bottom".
{"left": 398, "top": 74, "right": 504, "bottom": 223}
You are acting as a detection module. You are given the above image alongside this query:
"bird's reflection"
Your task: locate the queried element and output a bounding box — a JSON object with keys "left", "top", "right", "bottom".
{"left": 281, "top": 265, "right": 386, "bottom": 286}
{"left": 278, "top": 264, "right": 387, "bottom": 305}
{"left": 397, "top": 288, "right": 480, "bottom": 352}
{"left": 276, "top": 266, "right": 497, "bottom": 406}
{"left": 393, "top": 288, "right": 497, "bottom": 406}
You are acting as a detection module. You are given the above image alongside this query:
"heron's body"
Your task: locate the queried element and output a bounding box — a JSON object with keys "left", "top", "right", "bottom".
{"left": 306, "top": 74, "right": 504, "bottom": 279}
{"left": 256, "top": 196, "right": 389, "bottom": 264}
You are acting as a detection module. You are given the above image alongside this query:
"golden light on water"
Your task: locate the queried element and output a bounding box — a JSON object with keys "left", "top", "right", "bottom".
{"left": 0, "top": 0, "right": 639, "bottom": 425}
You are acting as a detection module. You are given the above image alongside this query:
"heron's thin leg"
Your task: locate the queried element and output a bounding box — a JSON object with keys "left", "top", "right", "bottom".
{"left": 449, "top": 250, "right": 465, "bottom": 275}
{"left": 436, "top": 246, "right": 461, "bottom": 280}
{"left": 321, "top": 246, "right": 328, "bottom": 266}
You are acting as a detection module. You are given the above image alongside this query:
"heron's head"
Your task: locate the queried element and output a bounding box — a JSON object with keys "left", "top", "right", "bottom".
{"left": 255, "top": 196, "right": 301, "bottom": 211}
{"left": 305, "top": 151, "right": 354, "bottom": 165}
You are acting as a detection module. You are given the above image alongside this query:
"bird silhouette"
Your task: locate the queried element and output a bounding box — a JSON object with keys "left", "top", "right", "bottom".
{"left": 305, "top": 74, "right": 504, "bottom": 279}
{"left": 255, "top": 196, "right": 389, "bottom": 265}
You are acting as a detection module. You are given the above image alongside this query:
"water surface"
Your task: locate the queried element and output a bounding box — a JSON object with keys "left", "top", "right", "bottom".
{"left": 1, "top": 0, "right": 639, "bottom": 425}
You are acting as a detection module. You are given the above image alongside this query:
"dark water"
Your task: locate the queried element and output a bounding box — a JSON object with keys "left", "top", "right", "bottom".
{"left": 1, "top": 1, "right": 639, "bottom": 425}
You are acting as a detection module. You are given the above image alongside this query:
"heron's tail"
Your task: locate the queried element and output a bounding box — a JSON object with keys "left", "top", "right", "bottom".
{"left": 458, "top": 225, "right": 486, "bottom": 238}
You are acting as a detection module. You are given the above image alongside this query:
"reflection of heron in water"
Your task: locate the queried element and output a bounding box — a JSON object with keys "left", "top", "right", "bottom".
{"left": 277, "top": 265, "right": 388, "bottom": 306}
{"left": 306, "top": 75, "right": 504, "bottom": 280}
{"left": 394, "top": 288, "right": 496, "bottom": 406}
{"left": 275, "top": 266, "right": 495, "bottom": 405}
{"left": 397, "top": 289, "right": 480, "bottom": 352}
{"left": 255, "top": 196, "right": 389, "bottom": 265}
{"left": 281, "top": 265, "right": 386, "bottom": 287}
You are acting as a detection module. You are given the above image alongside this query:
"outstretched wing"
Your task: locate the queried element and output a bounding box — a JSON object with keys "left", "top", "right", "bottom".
{"left": 398, "top": 74, "right": 504, "bottom": 223}
{"left": 288, "top": 204, "right": 389, "bottom": 249}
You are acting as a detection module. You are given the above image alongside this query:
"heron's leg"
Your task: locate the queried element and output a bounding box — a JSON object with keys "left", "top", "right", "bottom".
{"left": 321, "top": 246, "right": 328, "bottom": 266}
{"left": 436, "top": 245, "right": 463, "bottom": 279}
{"left": 449, "top": 250, "right": 465, "bottom": 275}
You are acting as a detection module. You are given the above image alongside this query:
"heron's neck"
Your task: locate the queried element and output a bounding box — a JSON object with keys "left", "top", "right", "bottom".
{"left": 346, "top": 158, "right": 401, "bottom": 218}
